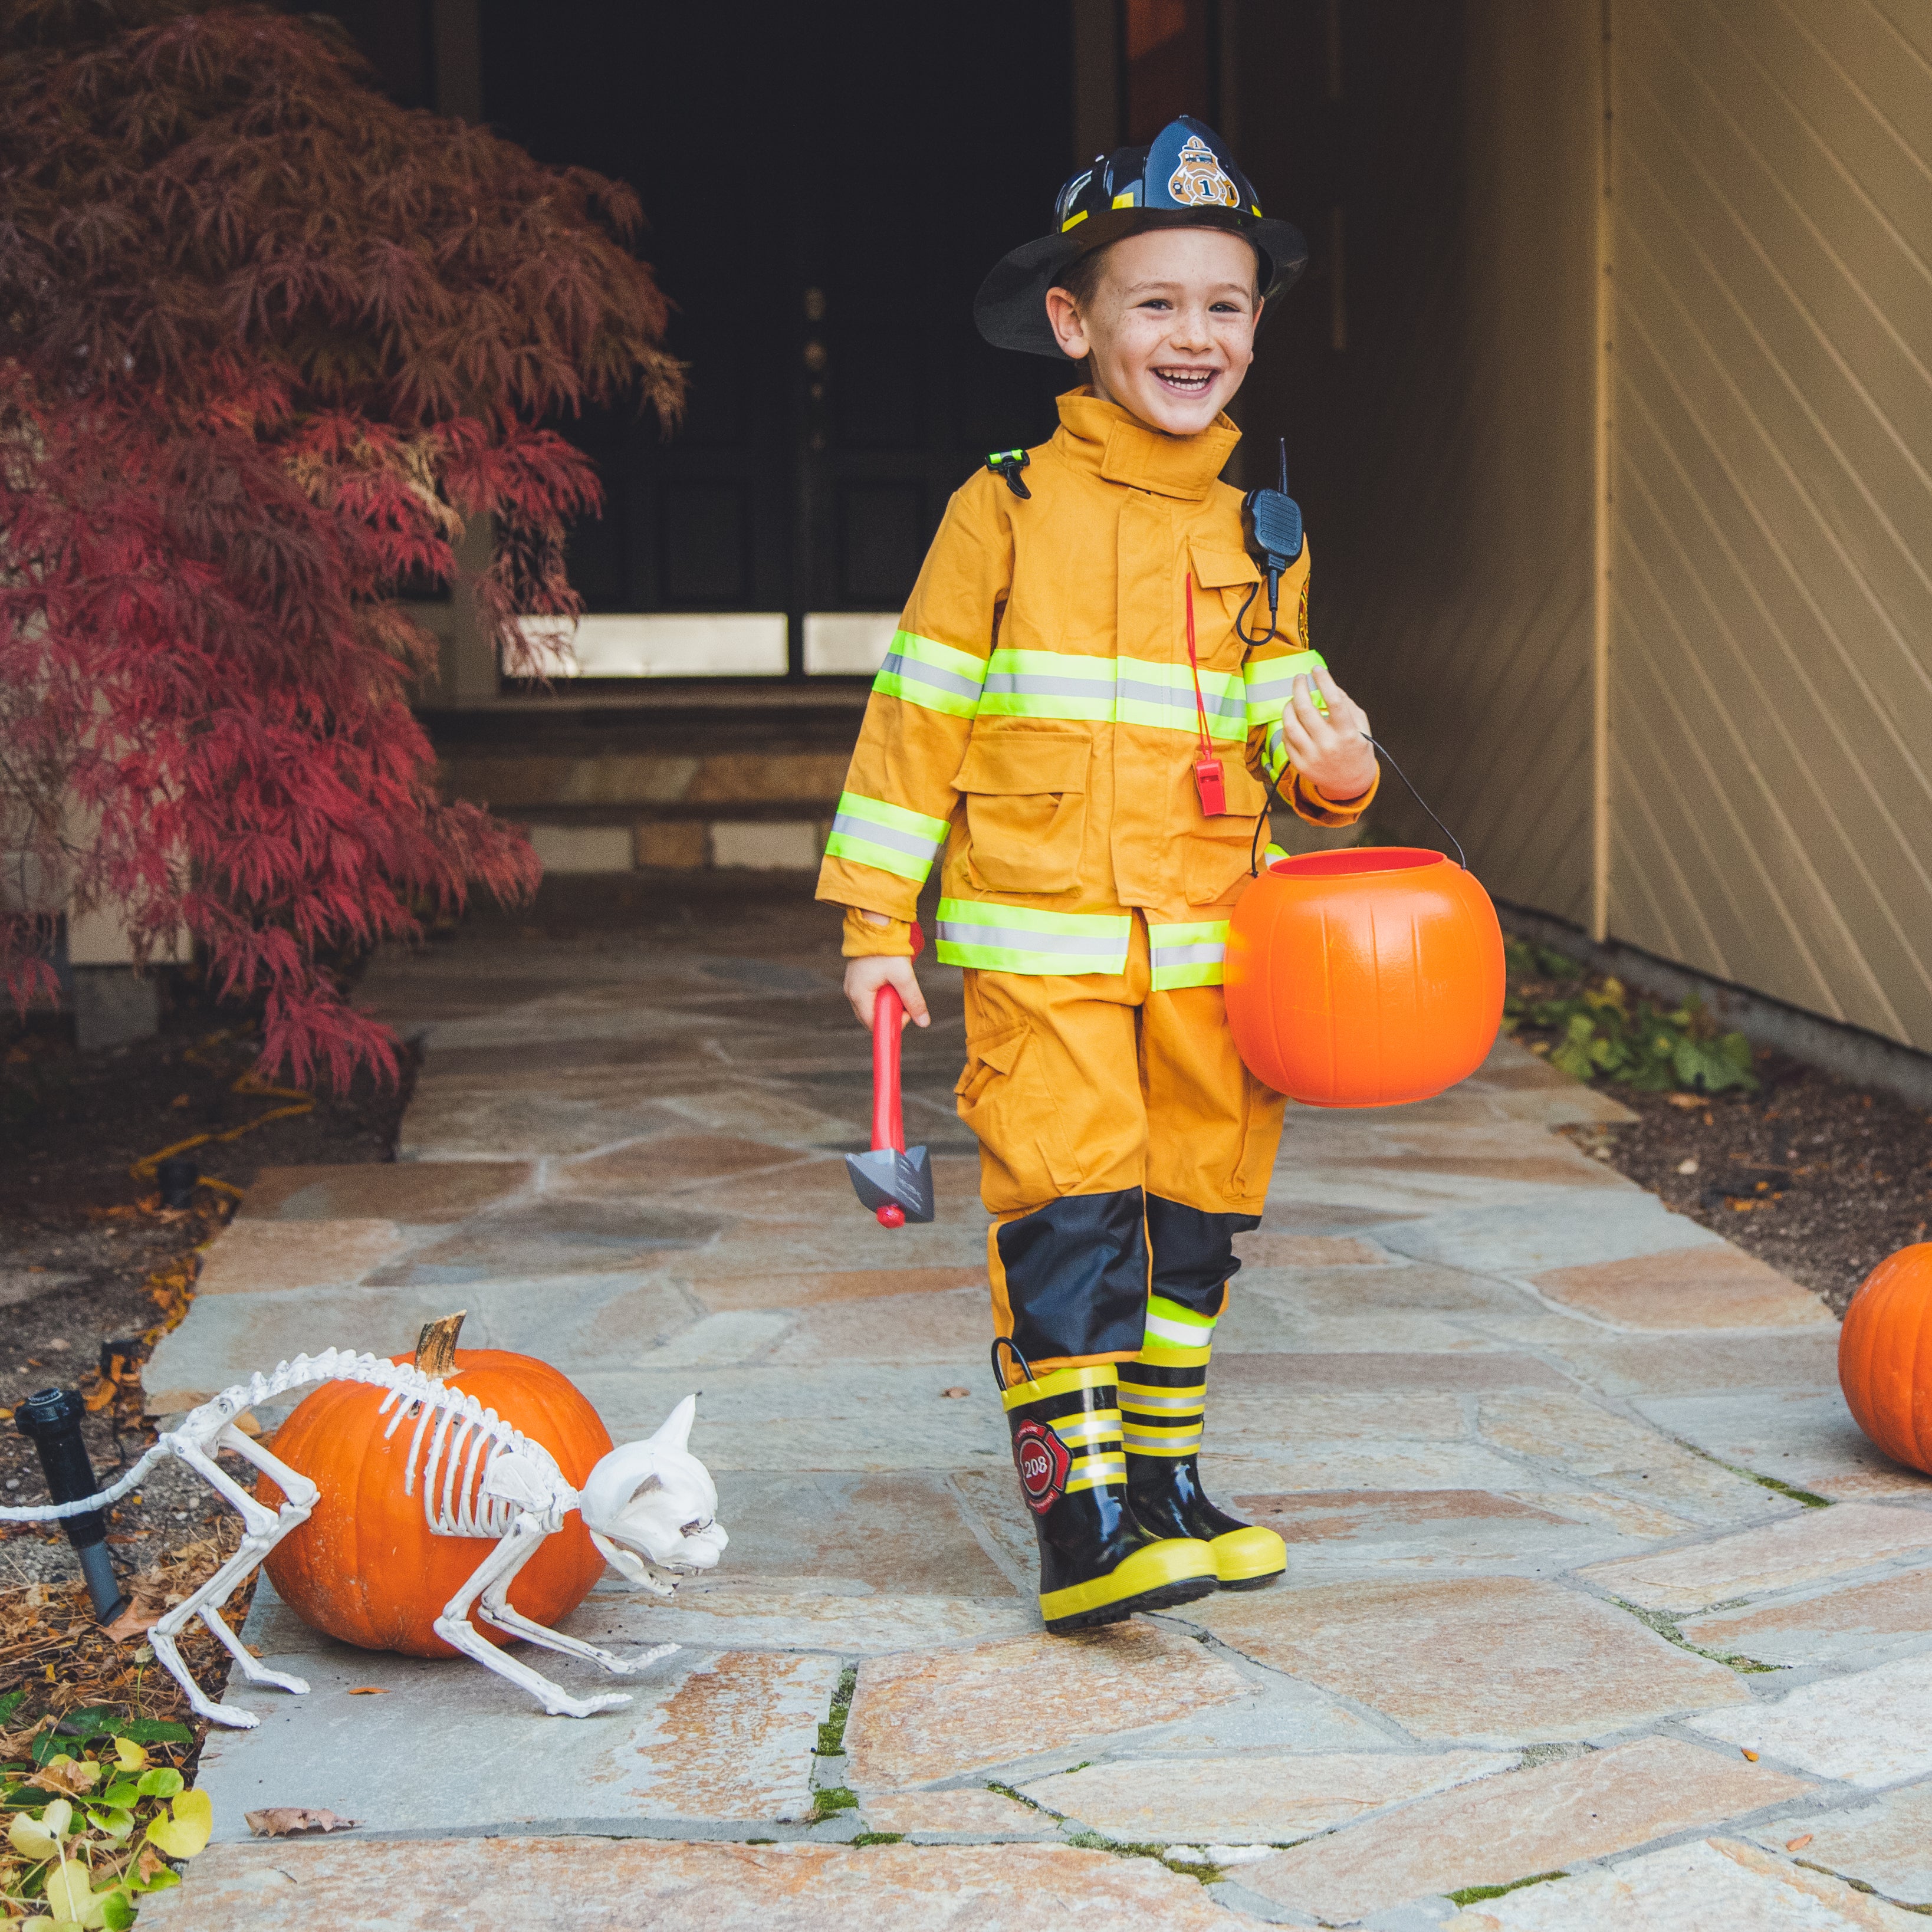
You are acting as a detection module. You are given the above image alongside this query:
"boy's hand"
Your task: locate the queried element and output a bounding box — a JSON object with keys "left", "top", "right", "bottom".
{"left": 1279, "top": 663, "right": 1378, "bottom": 801}
{"left": 844, "top": 954, "right": 930, "bottom": 1032}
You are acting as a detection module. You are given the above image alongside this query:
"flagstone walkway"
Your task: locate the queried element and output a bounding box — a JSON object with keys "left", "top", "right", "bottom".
{"left": 140, "top": 911, "right": 1932, "bottom": 1929}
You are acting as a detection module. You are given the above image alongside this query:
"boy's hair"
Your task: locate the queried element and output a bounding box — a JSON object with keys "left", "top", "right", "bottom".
{"left": 1047, "top": 224, "right": 1266, "bottom": 318}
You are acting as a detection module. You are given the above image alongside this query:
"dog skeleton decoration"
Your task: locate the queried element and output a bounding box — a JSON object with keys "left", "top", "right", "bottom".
{"left": 0, "top": 1328, "right": 727, "bottom": 1725}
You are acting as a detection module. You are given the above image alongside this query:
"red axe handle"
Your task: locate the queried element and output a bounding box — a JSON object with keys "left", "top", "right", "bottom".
{"left": 872, "top": 984, "right": 906, "bottom": 1156}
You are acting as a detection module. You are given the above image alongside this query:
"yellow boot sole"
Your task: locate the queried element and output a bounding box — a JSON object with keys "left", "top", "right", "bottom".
{"left": 1211, "top": 1524, "right": 1287, "bottom": 1590}
{"left": 1039, "top": 1537, "right": 1218, "bottom": 1634}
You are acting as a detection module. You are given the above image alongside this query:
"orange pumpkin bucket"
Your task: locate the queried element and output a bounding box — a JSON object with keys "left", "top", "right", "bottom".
{"left": 1224, "top": 846, "right": 1506, "bottom": 1108}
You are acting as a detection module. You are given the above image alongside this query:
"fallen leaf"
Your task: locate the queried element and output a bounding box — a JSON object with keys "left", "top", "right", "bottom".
{"left": 231, "top": 1411, "right": 261, "bottom": 1437}
{"left": 346, "top": 1687, "right": 387, "bottom": 1696}
{"left": 35, "top": 1755, "right": 104, "bottom": 1796}
{"left": 1742, "top": 1747, "right": 1760, "bottom": 1762}
{"left": 146, "top": 1787, "right": 212, "bottom": 1859}
{"left": 103, "top": 1598, "right": 164, "bottom": 1644}
{"left": 1786, "top": 1833, "right": 1813, "bottom": 1851}
{"left": 1667, "top": 1093, "right": 1704, "bottom": 1110}
{"left": 244, "top": 1808, "right": 360, "bottom": 1838}
{"left": 939, "top": 1386, "right": 969, "bottom": 1399}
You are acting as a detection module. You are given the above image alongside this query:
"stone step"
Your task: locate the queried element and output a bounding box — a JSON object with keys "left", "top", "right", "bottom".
{"left": 425, "top": 686, "right": 868, "bottom": 875}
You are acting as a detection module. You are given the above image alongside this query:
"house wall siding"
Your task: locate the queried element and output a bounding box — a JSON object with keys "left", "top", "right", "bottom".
{"left": 1608, "top": 0, "right": 1932, "bottom": 1048}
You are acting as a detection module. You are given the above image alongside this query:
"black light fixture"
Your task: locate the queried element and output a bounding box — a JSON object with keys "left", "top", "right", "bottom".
{"left": 156, "top": 1156, "right": 199, "bottom": 1209}
{"left": 15, "top": 1388, "right": 129, "bottom": 1623}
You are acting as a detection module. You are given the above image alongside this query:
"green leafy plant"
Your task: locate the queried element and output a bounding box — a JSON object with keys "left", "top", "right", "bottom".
{"left": 1, "top": 1706, "right": 208, "bottom": 1930}
{"left": 1504, "top": 943, "right": 1756, "bottom": 1095}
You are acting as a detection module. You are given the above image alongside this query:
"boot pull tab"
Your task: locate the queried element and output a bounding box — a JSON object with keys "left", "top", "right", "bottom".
{"left": 991, "top": 1336, "right": 1036, "bottom": 1393}
{"left": 986, "top": 448, "right": 1031, "bottom": 499}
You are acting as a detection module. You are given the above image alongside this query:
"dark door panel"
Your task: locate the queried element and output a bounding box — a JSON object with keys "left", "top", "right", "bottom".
{"left": 479, "top": 0, "right": 1074, "bottom": 669}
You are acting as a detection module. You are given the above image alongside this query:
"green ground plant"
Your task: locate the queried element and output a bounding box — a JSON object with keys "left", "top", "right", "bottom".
{"left": 1, "top": 1694, "right": 205, "bottom": 1928}
{"left": 1504, "top": 941, "right": 1757, "bottom": 1095}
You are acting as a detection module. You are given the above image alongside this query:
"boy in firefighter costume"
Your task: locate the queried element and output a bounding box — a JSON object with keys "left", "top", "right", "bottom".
{"left": 818, "top": 119, "right": 1379, "bottom": 1632}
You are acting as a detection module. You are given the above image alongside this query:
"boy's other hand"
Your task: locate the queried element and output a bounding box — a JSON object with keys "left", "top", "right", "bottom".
{"left": 844, "top": 954, "right": 930, "bottom": 1033}
{"left": 1280, "top": 663, "right": 1378, "bottom": 801}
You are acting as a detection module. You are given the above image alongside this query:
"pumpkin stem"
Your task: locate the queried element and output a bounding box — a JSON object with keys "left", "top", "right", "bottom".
{"left": 415, "top": 1311, "right": 467, "bottom": 1378}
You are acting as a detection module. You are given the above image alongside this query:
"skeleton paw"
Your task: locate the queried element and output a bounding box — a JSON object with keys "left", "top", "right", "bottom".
{"left": 548, "top": 1692, "right": 633, "bottom": 1719}
{"left": 203, "top": 1705, "right": 262, "bottom": 1731}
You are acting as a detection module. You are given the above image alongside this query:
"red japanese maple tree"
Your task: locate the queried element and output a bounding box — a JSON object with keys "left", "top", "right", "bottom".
{"left": 0, "top": 0, "right": 682, "bottom": 1082}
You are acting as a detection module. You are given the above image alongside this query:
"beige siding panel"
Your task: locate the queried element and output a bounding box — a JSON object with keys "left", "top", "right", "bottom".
{"left": 1316, "top": 1, "right": 1601, "bottom": 928}
{"left": 1612, "top": 0, "right": 1932, "bottom": 1049}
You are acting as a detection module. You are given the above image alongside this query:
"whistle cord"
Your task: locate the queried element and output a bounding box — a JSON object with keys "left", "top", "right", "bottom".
{"left": 1183, "top": 577, "right": 1214, "bottom": 763}
{"left": 1249, "top": 731, "right": 1470, "bottom": 876}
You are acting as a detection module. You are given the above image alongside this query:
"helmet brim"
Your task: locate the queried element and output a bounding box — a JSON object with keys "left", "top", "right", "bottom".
{"left": 972, "top": 210, "right": 1309, "bottom": 359}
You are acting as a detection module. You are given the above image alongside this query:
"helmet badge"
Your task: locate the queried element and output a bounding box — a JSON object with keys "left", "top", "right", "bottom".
{"left": 1168, "top": 134, "right": 1240, "bottom": 210}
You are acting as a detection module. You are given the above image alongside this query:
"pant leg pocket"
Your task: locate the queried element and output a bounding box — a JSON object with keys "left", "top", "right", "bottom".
{"left": 955, "top": 1021, "right": 1084, "bottom": 1208}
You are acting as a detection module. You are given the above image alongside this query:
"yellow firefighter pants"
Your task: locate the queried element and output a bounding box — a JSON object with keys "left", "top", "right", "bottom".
{"left": 955, "top": 913, "right": 1287, "bottom": 1378}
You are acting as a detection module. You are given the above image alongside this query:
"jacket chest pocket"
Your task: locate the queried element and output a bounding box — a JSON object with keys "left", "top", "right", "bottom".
{"left": 1189, "top": 541, "right": 1263, "bottom": 668}
{"left": 955, "top": 731, "right": 1090, "bottom": 895}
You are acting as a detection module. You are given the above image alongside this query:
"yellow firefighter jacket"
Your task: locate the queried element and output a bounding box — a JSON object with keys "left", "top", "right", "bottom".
{"left": 816, "top": 389, "right": 1377, "bottom": 985}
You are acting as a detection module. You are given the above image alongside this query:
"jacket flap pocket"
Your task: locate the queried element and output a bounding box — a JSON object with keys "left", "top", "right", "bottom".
{"left": 955, "top": 732, "right": 1090, "bottom": 796}
{"left": 1189, "top": 541, "right": 1262, "bottom": 590}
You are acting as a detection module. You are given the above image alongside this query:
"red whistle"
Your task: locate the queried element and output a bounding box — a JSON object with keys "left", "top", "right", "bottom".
{"left": 1194, "top": 755, "right": 1228, "bottom": 817}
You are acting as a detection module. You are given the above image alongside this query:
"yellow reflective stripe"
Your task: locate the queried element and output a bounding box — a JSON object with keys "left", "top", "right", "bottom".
{"left": 824, "top": 791, "right": 951, "bottom": 883}
{"left": 1148, "top": 1294, "right": 1217, "bottom": 1336}
{"left": 1062, "top": 208, "right": 1090, "bottom": 231}
{"left": 1149, "top": 919, "right": 1229, "bottom": 992}
{"left": 1137, "top": 1346, "right": 1212, "bottom": 1371}
{"left": 1000, "top": 1362, "right": 1116, "bottom": 1409}
{"left": 1243, "top": 649, "right": 1330, "bottom": 728}
{"left": 1123, "top": 1424, "right": 1203, "bottom": 1455}
{"left": 977, "top": 650, "right": 1246, "bottom": 741}
{"left": 1045, "top": 1409, "right": 1123, "bottom": 1447}
{"left": 937, "top": 898, "right": 1132, "bottom": 977}
{"left": 1118, "top": 1394, "right": 1205, "bottom": 1419}
{"left": 874, "top": 631, "right": 987, "bottom": 719}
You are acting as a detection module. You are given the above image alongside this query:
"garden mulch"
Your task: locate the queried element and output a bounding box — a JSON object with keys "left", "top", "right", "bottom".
{"left": 1507, "top": 951, "right": 1932, "bottom": 1316}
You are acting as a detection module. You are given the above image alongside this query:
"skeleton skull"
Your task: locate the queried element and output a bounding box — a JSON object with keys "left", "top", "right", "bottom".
{"left": 580, "top": 1395, "right": 728, "bottom": 1590}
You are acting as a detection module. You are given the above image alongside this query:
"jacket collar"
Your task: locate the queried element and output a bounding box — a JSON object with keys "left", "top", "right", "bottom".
{"left": 1052, "top": 387, "right": 1241, "bottom": 501}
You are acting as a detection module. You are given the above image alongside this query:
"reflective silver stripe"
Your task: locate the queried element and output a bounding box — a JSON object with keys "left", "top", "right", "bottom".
{"left": 880, "top": 650, "right": 984, "bottom": 702}
{"left": 1115, "top": 675, "right": 1246, "bottom": 724}
{"left": 1152, "top": 942, "right": 1224, "bottom": 968}
{"left": 938, "top": 921, "right": 1121, "bottom": 958}
{"left": 1116, "top": 1389, "right": 1205, "bottom": 1412}
{"left": 828, "top": 813, "right": 935, "bottom": 860}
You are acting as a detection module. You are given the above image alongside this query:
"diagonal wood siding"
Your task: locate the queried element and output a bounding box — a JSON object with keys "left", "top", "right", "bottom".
{"left": 1609, "top": 0, "right": 1932, "bottom": 1048}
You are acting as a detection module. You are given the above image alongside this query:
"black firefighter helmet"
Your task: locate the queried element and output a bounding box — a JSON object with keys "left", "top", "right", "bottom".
{"left": 974, "top": 116, "right": 1309, "bottom": 360}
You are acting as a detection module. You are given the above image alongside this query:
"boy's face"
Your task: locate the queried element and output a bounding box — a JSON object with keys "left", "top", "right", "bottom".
{"left": 1045, "top": 228, "right": 1261, "bottom": 436}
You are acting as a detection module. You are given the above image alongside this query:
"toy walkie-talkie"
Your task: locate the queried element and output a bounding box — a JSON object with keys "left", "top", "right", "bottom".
{"left": 1237, "top": 439, "right": 1304, "bottom": 646}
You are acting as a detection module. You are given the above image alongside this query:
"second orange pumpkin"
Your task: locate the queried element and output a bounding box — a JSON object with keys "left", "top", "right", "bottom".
{"left": 259, "top": 1349, "right": 612, "bottom": 1658}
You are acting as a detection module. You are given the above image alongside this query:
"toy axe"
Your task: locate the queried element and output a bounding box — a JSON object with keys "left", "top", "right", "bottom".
{"left": 846, "top": 980, "right": 934, "bottom": 1228}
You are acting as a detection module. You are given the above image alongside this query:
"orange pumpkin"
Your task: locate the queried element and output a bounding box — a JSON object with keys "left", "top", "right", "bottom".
{"left": 259, "top": 1349, "right": 612, "bottom": 1658}
{"left": 1839, "top": 1243, "right": 1932, "bottom": 1477}
{"left": 1225, "top": 847, "right": 1506, "bottom": 1107}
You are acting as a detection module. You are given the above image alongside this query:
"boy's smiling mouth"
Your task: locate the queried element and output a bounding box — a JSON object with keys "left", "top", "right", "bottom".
{"left": 1153, "top": 365, "right": 1219, "bottom": 395}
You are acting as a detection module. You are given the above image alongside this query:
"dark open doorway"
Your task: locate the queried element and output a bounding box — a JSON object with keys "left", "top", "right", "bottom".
{"left": 476, "top": 1, "right": 1076, "bottom": 676}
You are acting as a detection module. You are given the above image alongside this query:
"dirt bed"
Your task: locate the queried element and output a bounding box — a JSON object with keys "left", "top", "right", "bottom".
{"left": 1508, "top": 953, "right": 1932, "bottom": 1316}
{"left": 2, "top": 980, "right": 414, "bottom": 1589}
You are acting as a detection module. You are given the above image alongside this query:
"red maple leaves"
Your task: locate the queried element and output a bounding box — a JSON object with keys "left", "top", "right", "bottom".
{"left": 0, "top": 1, "right": 682, "bottom": 1084}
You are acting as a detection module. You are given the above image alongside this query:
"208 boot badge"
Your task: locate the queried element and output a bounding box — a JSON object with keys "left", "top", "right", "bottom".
{"left": 1012, "top": 1418, "right": 1072, "bottom": 1513}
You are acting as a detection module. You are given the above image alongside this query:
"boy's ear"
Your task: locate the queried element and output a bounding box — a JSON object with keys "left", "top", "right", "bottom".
{"left": 1044, "top": 286, "right": 1091, "bottom": 362}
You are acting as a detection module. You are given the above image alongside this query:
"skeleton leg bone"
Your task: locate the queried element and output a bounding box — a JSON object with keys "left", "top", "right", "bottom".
{"left": 433, "top": 1512, "right": 632, "bottom": 1718}
{"left": 149, "top": 1436, "right": 316, "bottom": 1727}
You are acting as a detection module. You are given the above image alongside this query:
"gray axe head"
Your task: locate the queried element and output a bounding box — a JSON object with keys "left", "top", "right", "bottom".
{"left": 845, "top": 1145, "right": 935, "bottom": 1224}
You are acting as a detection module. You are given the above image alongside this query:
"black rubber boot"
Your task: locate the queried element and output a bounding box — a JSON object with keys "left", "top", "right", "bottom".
{"left": 997, "top": 1343, "right": 1218, "bottom": 1634}
{"left": 1119, "top": 1300, "right": 1286, "bottom": 1590}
